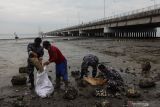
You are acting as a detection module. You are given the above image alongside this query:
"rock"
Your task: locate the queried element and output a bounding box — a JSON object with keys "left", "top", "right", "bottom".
{"left": 154, "top": 73, "right": 160, "bottom": 81}
{"left": 63, "top": 87, "right": 78, "bottom": 100}
{"left": 11, "top": 75, "right": 27, "bottom": 86}
{"left": 13, "top": 101, "right": 26, "bottom": 107}
{"left": 126, "top": 88, "right": 141, "bottom": 98}
{"left": 17, "top": 96, "right": 24, "bottom": 101}
{"left": 125, "top": 68, "right": 129, "bottom": 73}
{"left": 19, "top": 67, "right": 28, "bottom": 73}
{"left": 143, "top": 90, "right": 149, "bottom": 93}
{"left": 71, "top": 70, "right": 80, "bottom": 77}
{"left": 139, "top": 78, "right": 156, "bottom": 88}
{"left": 155, "top": 92, "right": 160, "bottom": 98}
{"left": 120, "top": 68, "right": 123, "bottom": 72}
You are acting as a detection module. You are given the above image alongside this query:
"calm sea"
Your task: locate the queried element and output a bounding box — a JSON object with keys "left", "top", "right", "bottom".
{"left": 0, "top": 34, "right": 39, "bottom": 40}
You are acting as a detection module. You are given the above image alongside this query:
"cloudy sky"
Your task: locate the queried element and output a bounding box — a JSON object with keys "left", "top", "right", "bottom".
{"left": 0, "top": 0, "right": 159, "bottom": 34}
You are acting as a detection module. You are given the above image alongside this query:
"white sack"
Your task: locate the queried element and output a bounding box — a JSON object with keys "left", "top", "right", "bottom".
{"left": 35, "top": 66, "right": 54, "bottom": 98}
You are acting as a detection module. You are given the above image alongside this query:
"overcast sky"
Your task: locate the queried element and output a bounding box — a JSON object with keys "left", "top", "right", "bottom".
{"left": 0, "top": 0, "right": 159, "bottom": 34}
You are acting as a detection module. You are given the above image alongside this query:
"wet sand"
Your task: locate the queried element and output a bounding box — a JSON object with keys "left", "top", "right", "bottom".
{"left": 0, "top": 37, "right": 160, "bottom": 107}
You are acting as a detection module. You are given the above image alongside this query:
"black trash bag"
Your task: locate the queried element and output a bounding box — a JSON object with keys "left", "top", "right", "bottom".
{"left": 19, "top": 67, "right": 28, "bottom": 73}
{"left": 11, "top": 75, "right": 27, "bottom": 86}
{"left": 63, "top": 87, "right": 78, "bottom": 100}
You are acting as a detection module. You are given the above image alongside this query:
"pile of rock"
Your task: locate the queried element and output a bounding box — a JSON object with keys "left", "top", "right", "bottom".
{"left": 19, "top": 67, "right": 28, "bottom": 73}
{"left": 139, "top": 78, "right": 156, "bottom": 88}
{"left": 63, "top": 87, "right": 78, "bottom": 100}
{"left": 11, "top": 75, "right": 27, "bottom": 86}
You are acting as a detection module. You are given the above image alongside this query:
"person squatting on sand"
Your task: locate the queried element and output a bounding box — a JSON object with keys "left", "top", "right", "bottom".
{"left": 80, "top": 54, "right": 99, "bottom": 79}
{"left": 43, "top": 41, "right": 68, "bottom": 89}
{"left": 27, "top": 37, "right": 44, "bottom": 90}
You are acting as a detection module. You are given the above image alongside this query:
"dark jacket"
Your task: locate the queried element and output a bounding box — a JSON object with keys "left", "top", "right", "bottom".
{"left": 27, "top": 43, "right": 44, "bottom": 58}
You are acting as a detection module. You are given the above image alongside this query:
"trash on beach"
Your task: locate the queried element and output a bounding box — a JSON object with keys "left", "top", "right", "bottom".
{"left": 19, "top": 67, "right": 28, "bottom": 73}
{"left": 11, "top": 75, "right": 27, "bottom": 86}
{"left": 94, "top": 100, "right": 111, "bottom": 107}
{"left": 71, "top": 70, "right": 80, "bottom": 77}
{"left": 93, "top": 88, "right": 108, "bottom": 97}
{"left": 126, "top": 88, "right": 141, "bottom": 98}
{"left": 139, "top": 78, "right": 156, "bottom": 88}
{"left": 84, "top": 77, "right": 107, "bottom": 86}
{"left": 63, "top": 87, "right": 78, "bottom": 100}
{"left": 127, "top": 101, "right": 149, "bottom": 107}
{"left": 35, "top": 66, "right": 54, "bottom": 98}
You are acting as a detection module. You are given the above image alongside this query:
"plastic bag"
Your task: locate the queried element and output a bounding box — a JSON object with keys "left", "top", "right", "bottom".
{"left": 35, "top": 66, "right": 54, "bottom": 98}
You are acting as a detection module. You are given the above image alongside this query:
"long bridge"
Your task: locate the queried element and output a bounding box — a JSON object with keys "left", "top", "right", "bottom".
{"left": 45, "top": 4, "right": 160, "bottom": 38}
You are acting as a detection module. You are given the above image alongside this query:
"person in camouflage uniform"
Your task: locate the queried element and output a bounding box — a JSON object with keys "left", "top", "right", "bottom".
{"left": 80, "top": 54, "right": 99, "bottom": 79}
{"left": 98, "top": 64, "right": 124, "bottom": 92}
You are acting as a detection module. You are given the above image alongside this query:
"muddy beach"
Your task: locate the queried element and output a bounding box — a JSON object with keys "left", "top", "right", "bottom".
{"left": 0, "top": 37, "right": 160, "bottom": 107}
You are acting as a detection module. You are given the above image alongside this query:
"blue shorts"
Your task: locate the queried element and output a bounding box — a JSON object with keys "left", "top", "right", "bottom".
{"left": 56, "top": 60, "right": 68, "bottom": 81}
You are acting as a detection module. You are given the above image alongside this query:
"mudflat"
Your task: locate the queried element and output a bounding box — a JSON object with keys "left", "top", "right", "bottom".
{"left": 0, "top": 37, "right": 160, "bottom": 107}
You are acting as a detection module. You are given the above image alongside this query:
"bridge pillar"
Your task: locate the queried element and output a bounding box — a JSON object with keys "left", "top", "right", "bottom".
{"left": 79, "top": 30, "right": 85, "bottom": 36}
{"left": 157, "top": 27, "right": 160, "bottom": 38}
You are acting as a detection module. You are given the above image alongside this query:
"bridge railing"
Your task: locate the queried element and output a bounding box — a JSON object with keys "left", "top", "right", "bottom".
{"left": 86, "top": 4, "right": 160, "bottom": 25}
{"left": 51, "top": 4, "right": 160, "bottom": 33}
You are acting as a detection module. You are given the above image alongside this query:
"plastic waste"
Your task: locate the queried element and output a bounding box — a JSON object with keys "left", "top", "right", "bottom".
{"left": 35, "top": 66, "right": 54, "bottom": 98}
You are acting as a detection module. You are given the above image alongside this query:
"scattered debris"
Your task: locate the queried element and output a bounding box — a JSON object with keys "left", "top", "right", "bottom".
{"left": 19, "top": 67, "right": 28, "bottom": 73}
{"left": 127, "top": 101, "right": 149, "bottom": 107}
{"left": 11, "top": 75, "right": 27, "bottom": 86}
{"left": 94, "top": 100, "right": 111, "bottom": 107}
{"left": 93, "top": 88, "right": 108, "bottom": 97}
{"left": 126, "top": 88, "right": 141, "bottom": 98}
{"left": 63, "top": 87, "right": 78, "bottom": 100}
{"left": 139, "top": 78, "right": 156, "bottom": 88}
